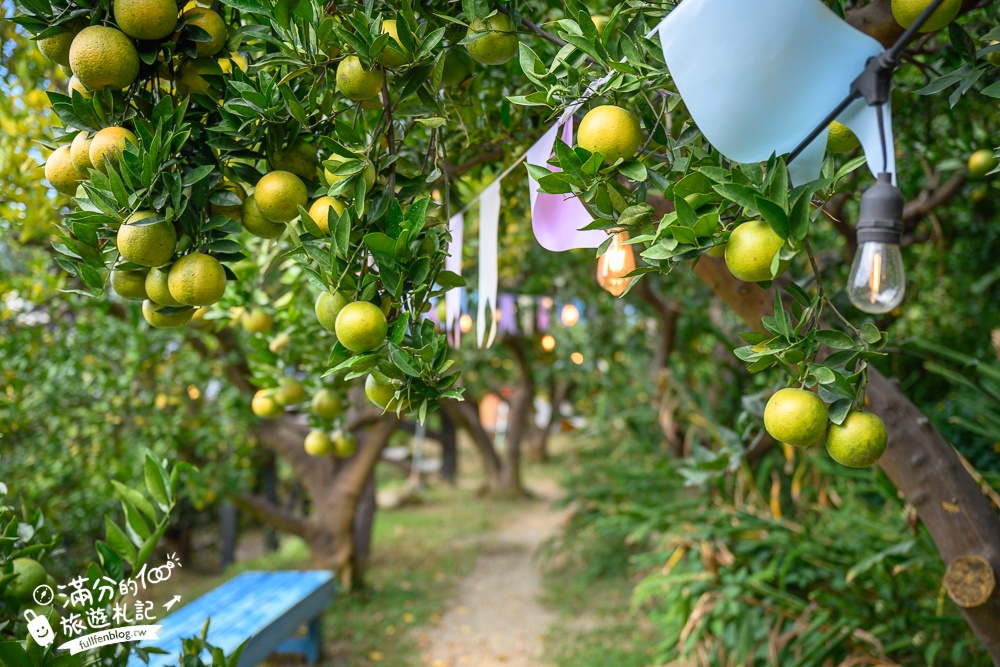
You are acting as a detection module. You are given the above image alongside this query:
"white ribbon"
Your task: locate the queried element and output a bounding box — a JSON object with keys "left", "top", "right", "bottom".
{"left": 476, "top": 181, "right": 501, "bottom": 348}
{"left": 445, "top": 212, "right": 464, "bottom": 346}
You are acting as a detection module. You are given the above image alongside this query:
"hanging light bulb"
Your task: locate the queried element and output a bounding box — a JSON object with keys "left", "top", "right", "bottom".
{"left": 846, "top": 173, "right": 906, "bottom": 314}
{"left": 560, "top": 303, "right": 580, "bottom": 327}
{"left": 596, "top": 231, "right": 636, "bottom": 296}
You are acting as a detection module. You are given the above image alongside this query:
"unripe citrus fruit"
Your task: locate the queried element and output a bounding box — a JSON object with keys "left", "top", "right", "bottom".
{"left": 115, "top": 0, "right": 179, "bottom": 41}
{"left": 44, "top": 145, "right": 85, "bottom": 195}
{"left": 577, "top": 105, "right": 642, "bottom": 164}
{"left": 986, "top": 41, "right": 1000, "bottom": 67}
{"left": 209, "top": 180, "right": 246, "bottom": 221}
{"left": 308, "top": 196, "right": 345, "bottom": 234}
{"left": 6, "top": 558, "right": 47, "bottom": 603}
{"left": 268, "top": 331, "right": 291, "bottom": 353}
{"left": 304, "top": 429, "right": 335, "bottom": 456}
{"left": 441, "top": 48, "right": 475, "bottom": 86}
{"left": 219, "top": 51, "right": 247, "bottom": 73}
{"left": 891, "top": 0, "right": 961, "bottom": 32}
{"left": 68, "top": 75, "right": 92, "bottom": 98}
{"left": 111, "top": 269, "right": 149, "bottom": 301}
{"left": 825, "top": 410, "right": 888, "bottom": 467}
{"left": 332, "top": 429, "right": 358, "bottom": 457}
{"left": 968, "top": 149, "right": 998, "bottom": 179}
{"left": 725, "top": 219, "right": 785, "bottom": 283}
{"left": 69, "top": 26, "right": 139, "bottom": 90}
{"left": 335, "top": 301, "right": 388, "bottom": 352}
{"left": 591, "top": 15, "right": 610, "bottom": 36}
{"left": 316, "top": 290, "right": 350, "bottom": 332}
{"left": 70, "top": 131, "right": 94, "bottom": 173}
{"left": 311, "top": 388, "right": 343, "bottom": 419}
{"left": 240, "top": 194, "right": 286, "bottom": 239}
{"left": 241, "top": 307, "right": 272, "bottom": 333}
{"left": 251, "top": 389, "right": 283, "bottom": 418}
{"left": 189, "top": 306, "right": 213, "bottom": 330}
{"left": 142, "top": 300, "right": 193, "bottom": 328}
{"left": 145, "top": 266, "right": 183, "bottom": 306}
{"left": 377, "top": 20, "right": 411, "bottom": 68}
{"left": 465, "top": 14, "right": 518, "bottom": 65}
{"left": 38, "top": 26, "right": 79, "bottom": 66}
{"left": 270, "top": 140, "right": 319, "bottom": 181}
{"left": 176, "top": 57, "right": 222, "bottom": 97}
{"left": 116, "top": 210, "right": 177, "bottom": 267}
{"left": 365, "top": 374, "right": 403, "bottom": 410}
{"left": 89, "top": 126, "right": 137, "bottom": 173}
{"left": 706, "top": 243, "right": 726, "bottom": 258}
{"left": 181, "top": 8, "right": 228, "bottom": 56}
{"left": 336, "top": 55, "right": 384, "bottom": 101}
{"left": 827, "top": 121, "right": 859, "bottom": 153}
{"left": 274, "top": 377, "right": 306, "bottom": 406}
{"left": 168, "top": 252, "right": 227, "bottom": 306}
{"left": 763, "top": 388, "right": 829, "bottom": 447}
{"left": 254, "top": 171, "right": 308, "bottom": 223}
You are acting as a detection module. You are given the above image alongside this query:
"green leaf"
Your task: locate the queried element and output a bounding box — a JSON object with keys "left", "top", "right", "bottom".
{"left": 755, "top": 196, "right": 789, "bottom": 239}
{"left": 618, "top": 161, "right": 647, "bottom": 181}
{"left": 96, "top": 540, "right": 125, "bottom": 581}
{"left": 713, "top": 183, "right": 760, "bottom": 214}
{"left": 144, "top": 452, "right": 172, "bottom": 511}
{"left": 828, "top": 398, "right": 853, "bottom": 426}
{"left": 816, "top": 330, "right": 856, "bottom": 350}
{"left": 0, "top": 642, "right": 32, "bottom": 667}
{"left": 111, "top": 480, "right": 157, "bottom": 521}
{"left": 122, "top": 500, "right": 151, "bottom": 545}
{"left": 388, "top": 344, "right": 422, "bottom": 377}
{"left": 860, "top": 322, "right": 881, "bottom": 345}
{"left": 105, "top": 517, "right": 138, "bottom": 564}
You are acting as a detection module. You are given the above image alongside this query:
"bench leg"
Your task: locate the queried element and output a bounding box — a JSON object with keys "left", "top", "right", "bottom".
{"left": 273, "top": 617, "right": 323, "bottom": 664}
{"left": 306, "top": 616, "right": 322, "bottom": 664}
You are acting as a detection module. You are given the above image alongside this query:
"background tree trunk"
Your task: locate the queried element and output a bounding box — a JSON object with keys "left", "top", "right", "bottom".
{"left": 441, "top": 399, "right": 503, "bottom": 493}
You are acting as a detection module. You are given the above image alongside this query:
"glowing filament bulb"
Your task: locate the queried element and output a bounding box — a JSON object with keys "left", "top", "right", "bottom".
{"left": 597, "top": 232, "right": 636, "bottom": 296}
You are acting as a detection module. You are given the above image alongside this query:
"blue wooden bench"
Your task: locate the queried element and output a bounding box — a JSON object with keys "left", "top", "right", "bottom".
{"left": 127, "top": 570, "right": 335, "bottom": 667}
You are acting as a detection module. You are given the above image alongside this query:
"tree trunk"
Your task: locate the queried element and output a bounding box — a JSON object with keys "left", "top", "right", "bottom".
{"left": 350, "top": 474, "right": 377, "bottom": 589}
{"left": 235, "top": 413, "right": 399, "bottom": 588}
{"left": 501, "top": 338, "right": 536, "bottom": 496}
{"left": 690, "top": 256, "right": 1000, "bottom": 661}
{"left": 441, "top": 399, "right": 503, "bottom": 493}
{"left": 530, "top": 379, "right": 573, "bottom": 463}
{"left": 439, "top": 411, "right": 458, "bottom": 484}
{"left": 218, "top": 501, "right": 238, "bottom": 571}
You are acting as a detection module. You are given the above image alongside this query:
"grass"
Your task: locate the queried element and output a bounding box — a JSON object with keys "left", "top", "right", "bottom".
{"left": 320, "top": 482, "right": 523, "bottom": 666}
{"left": 539, "top": 558, "right": 659, "bottom": 667}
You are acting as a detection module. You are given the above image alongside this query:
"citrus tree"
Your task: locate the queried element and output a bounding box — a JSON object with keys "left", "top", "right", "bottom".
{"left": 5, "top": 0, "right": 1000, "bottom": 654}
{"left": 515, "top": 0, "right": 1000, "bottom": 658}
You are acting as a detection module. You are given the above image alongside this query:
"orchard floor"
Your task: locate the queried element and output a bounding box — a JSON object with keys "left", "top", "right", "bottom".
{"left": 156, "top": 440, "right": 656, "bottom": 667}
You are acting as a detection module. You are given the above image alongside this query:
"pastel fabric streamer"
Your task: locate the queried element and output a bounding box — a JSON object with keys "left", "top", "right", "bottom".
{"left": 657, "top": 0, "right": 895, "bottom": 184}
{"left": 497, "top": 293, "right": 518, "bottom": 336}
{"left": 445, "top": 213, "right": 464, "bottom": 347}
{"left": 477, "top": 181, "right": 501, "bottom": 348}
{"left": 526, "top": 119, "right": 607, "bottom": 251}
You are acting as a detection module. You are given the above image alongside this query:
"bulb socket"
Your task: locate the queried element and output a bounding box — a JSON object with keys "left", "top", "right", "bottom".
{"left": 856, "top": 172, "right": 904, "bottom": 245}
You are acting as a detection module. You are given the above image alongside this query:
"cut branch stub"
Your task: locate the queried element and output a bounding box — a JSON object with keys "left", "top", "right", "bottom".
{"left": 945, "top": 555, "right": 997, "bottom": 608}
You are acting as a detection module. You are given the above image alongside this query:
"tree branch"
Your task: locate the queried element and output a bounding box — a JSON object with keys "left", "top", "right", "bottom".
{"left": 254, "top": 414, "right": 333, "bottom": 497}
{"left": 904, "top": 173, "right": 967, "bottom": 223}
{"left": 232, "top": 491, "right": 311, "bottom": 537}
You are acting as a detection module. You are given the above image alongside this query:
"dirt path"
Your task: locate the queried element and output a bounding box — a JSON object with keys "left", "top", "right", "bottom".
{"left": 416, "top": 480, "right": 566, "bottom": 667}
